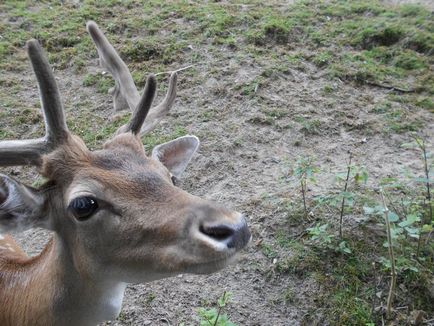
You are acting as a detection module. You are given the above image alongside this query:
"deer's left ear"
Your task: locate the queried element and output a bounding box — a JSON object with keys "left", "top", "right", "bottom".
{"left": 0, "top": 174, "right": 49, "bottom": 233}
{"left": 151, "top": 135, "right": 200, "bottom": 179}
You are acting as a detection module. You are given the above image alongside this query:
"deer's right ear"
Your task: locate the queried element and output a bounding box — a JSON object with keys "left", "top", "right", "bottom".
{"left": 151, "top": 135, "right": 200, "bottom": 179}
{"left": 0, "top": 174, "right": 49, "bottom": 233}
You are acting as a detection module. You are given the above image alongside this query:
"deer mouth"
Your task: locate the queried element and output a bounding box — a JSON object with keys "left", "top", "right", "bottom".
{"left": 193, "top": 255, "right": 239, "bottom": 274}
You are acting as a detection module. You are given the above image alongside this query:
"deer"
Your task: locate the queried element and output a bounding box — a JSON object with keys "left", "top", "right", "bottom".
{"left": 0, "top": 21, "right": 250, "bottom": 326}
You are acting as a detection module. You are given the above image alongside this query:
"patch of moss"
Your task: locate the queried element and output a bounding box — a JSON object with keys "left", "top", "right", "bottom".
{"left": 351, "top": 24, "right": 404, "bottom": 49}
{"left": 415, "top": 97, "right": 434, "bottom": 113}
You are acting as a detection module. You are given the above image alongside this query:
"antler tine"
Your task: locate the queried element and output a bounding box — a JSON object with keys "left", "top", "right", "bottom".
{"left": 138, "top": 72, "right": 177, "bottom": 136}
{"left": 0, "top": 40, "right": 69, "bottom": 167}
{"left": 27, "top": 40, "right": 69, "bottom": 143}
{"left": 0, "top": 139, "right": 47, "bottom": 166}
{"left": 86, "top": 21, "right": 179, "bottom": 137}
{"left": 126, "top": 74, "right": 157, "bottom": 135}
{"left": 86, "top": 21, "right": 140, "bottom": 111}
{"left": 115, "top": 72, "right": 178, "bottom": 136}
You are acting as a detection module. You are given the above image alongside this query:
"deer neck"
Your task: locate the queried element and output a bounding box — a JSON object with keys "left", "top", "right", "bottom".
{"left": 3, "top": 235, "right": 126, "bottom": 326}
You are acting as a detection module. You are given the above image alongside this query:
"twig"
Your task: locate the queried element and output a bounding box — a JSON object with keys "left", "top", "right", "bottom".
{"left": 365, "top": 81, "right": 415, "bottom": 93}
{"left": 213, "top": 306, "right": 222, "bottom": 326}
{"left": 213, "top": 291, "right": 227, "bottom": 326}
{"left": 339, "top": 152, "right": 352, "bottom": 239}
{"left": 371, "top": 262, "right": 377, "bottom": 316}
{"left": 301, "top": 178, "right": 308, "bottom": 219}
{"left": 421, "top": 139, "right": 432, "bottom": 225}
{"left": 412, "top": 136, "right": 432, "bottom": 258}
{"left": 154, "top": 64, "right": 195, "bottom": 76}
{"left": 381, "top": 189, "right": 397, "bottom": 320}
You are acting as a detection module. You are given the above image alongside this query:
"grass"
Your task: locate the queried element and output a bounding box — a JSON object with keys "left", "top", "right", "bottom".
{"left": 0, "top": 1, "right": 432, "bottom": 136}
{"left": 267, "top": 225, "right": 376, "bottom": 324}
{"left": 371, "top": 101, "right": 424, "bottom": 133}
{"left": 82, "top": 73, "right": 114, "bottom": 94}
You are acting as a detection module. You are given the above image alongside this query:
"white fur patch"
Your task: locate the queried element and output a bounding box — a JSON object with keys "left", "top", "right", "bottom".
{"left": 0, "top": 234, "right": 4, "bottom": 240}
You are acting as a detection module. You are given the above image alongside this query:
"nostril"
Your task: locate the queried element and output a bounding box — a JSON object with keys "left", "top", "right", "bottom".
{"left": 199, "top": 224, "right": 235, "bottom": 242}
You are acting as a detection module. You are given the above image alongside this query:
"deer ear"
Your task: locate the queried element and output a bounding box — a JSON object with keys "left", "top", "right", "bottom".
{"left": 0, "top": 174, "right": 48, "bottom": 233}
{"left": 151, "top": 135, "right": 200, "bottom": 179}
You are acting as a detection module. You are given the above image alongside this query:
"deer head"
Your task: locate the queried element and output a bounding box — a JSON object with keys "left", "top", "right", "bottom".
{"left": 0, "top": 22, "right": 250, "bottom": 325}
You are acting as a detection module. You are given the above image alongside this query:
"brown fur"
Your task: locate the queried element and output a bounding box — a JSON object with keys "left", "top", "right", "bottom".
{"left": 0, "top": 132, "right": 247, "bottom": 326}
{"left": 41, "top": 134, "right": 91, "bottom": 181}
{"left": 0, "top": 239, "right": 55, "bottom": 326}
{"left": 0, "top": 234, "right": 27, "bottom": 259}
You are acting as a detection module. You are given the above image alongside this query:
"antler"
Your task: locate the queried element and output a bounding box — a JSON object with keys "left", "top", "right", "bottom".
{"left": 0, "top": 40, "right": 69, "bottom": 166}
{"left": 0, "top": 22, "right": 176, "bottom": 167}
{"left": 86, "top": 21, "right": 177, "bottom": 136}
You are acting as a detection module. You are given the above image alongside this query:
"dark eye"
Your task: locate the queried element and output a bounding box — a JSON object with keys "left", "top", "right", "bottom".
{"left": 171, "top": 175, "right": 178, "bottom": 186}
{"left": 69, "top": 197, "right": 99, "bottom": 220}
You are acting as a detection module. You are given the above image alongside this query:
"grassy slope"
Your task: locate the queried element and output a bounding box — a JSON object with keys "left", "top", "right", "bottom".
{"left": 0, "top": 1, "right": 433, "bottom": 325}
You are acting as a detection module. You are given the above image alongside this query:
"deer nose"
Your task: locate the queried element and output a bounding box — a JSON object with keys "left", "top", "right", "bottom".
{"left": 199, "top": 217, "right": 251, "bottom": 250}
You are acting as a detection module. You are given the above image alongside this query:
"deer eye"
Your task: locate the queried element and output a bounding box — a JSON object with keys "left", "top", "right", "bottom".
{"left": 171, "top": 175, "right": 178, "bottom": 186}
{"left": 69, "top": 197, "right": 99, "bottom": 220}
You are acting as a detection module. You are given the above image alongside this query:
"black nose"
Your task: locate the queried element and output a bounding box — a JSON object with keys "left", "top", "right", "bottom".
{"left": 200, "top": 219, "right": 251, "bottom": 250}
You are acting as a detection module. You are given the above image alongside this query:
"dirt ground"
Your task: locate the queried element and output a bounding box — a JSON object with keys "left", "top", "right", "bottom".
{"left": 1, "top": 1, "right": 433, "bottom": 325}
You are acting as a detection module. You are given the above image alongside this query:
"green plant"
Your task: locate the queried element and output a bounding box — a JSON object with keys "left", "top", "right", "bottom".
{"left": 197, "top": 291, "right": 236, "bottom": 326}
{"left": 314, "top": 159, "right": 368, "bottom": 238}
{"left": 339, "top": 152, "right": 352, "bottom": 239}
{"left": 364, "top": 201, "right": 423, "bottom": 273}
{"left": 381, "top": 190, "right": 396, "bottom": 320}
{"left": 402, "top": 135, "right": 433, "bottom": 257}
{"left": 292, "top": 156, "right": 319, "bottom": 219}
{"left": 307, "top": 223, "right": 333, "bottom": 245}
{"left": 307, "top": 223, "right": 352, "bottom": 254}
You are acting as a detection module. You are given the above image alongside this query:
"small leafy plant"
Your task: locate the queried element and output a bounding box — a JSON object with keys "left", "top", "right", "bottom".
{"left": 306, "top": 223, "right": 352, "bottom": 254}
{"left": 197, "top": 291, "right": 236, "bottom": 326}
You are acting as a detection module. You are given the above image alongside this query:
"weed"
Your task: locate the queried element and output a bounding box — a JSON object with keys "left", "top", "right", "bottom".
{"left": 197, "top": 291, "right": 236, "bottom": 326}
{"left": 307, "top": 223, "right": 334, "bottom": 246}
{"left": 312, "top": 50, "right": 333, "bottom": 68}
{"left": 381, "top": 190, "right": 397, "bottom": 320}
{"left": 260, "top": 242, "right": 277, "bottom": 259}
{"left": 292, "top": 156, "right": 319, "bottom": 219}
{"left": 371, "top": 101, "right": 424, "bottom": 134}
{"left": 402, "top": 136, "right": 433, "bottom": 256}
{"left": 294, "top": 116, "right": 322, "bottom": 135}
{"left": 322, "top": 84, "right": 335, "bottom": 94}
{"left": 144, "top": 293, "right": 156, "bottom": 305}
{"left": 307, "top": 223, "right": 352, "bottom": 255}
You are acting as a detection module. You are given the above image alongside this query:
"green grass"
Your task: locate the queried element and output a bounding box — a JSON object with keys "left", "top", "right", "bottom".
{"left": 1, "top": 0, "right": 432, "bottom": 105}
{"left": 82, "top": 73, "right": 114, "bottom": 94}
{"left": 371, "top": 101, "right": 424, "bottom": 133}
{"left": 266, "top": 228, "right": 376, "bottom": 324}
